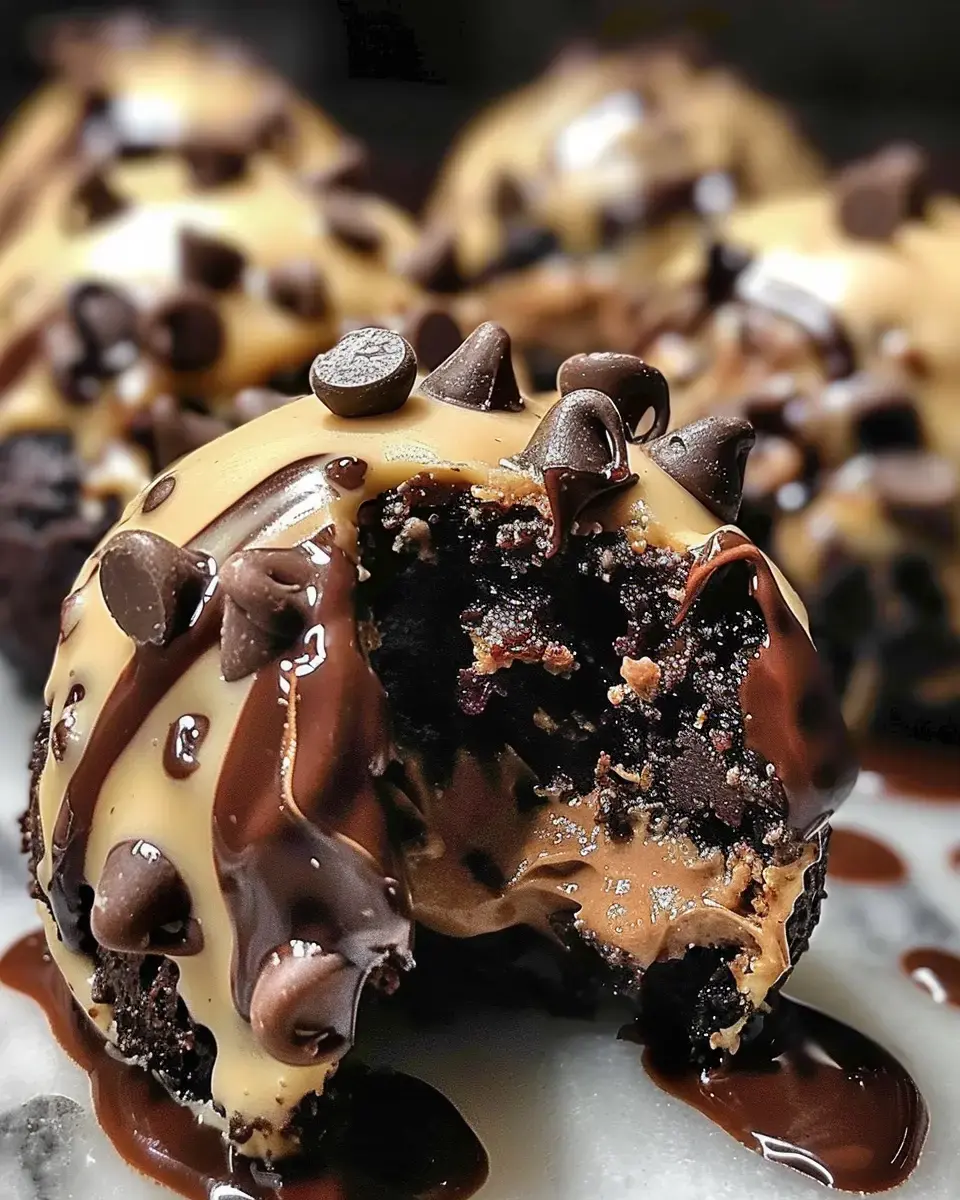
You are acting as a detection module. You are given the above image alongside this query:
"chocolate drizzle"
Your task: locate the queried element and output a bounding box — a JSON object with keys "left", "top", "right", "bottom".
{"left": 508, "top": 388, "right": 636, "bottom": 555}
{"left": 163, "top": 713, "right": 210, "bottom": 779}
{"left": 639, "top": 995, "right": 928, "bottom": 1193}
{"left": 675, "top": 529, "right": 856, "bottom": 832}
{"left": 0, "top": 933, "right": 488, "bottom": 1200}
{"left": 212, "top": 541, "right": 411, "bottom": 1048}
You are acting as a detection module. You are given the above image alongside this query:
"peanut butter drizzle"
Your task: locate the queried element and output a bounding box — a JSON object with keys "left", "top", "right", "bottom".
{"left": 36, "top": 383, "right": 816, "bottom": 1156}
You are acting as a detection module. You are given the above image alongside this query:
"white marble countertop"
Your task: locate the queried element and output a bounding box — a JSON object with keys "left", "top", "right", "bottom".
{"left": 0, "top": 660, "right": 957, "bottom": 1199}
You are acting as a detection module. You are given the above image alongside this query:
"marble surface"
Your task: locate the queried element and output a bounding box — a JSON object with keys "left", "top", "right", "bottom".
{"left": 0, "top": 660, "right": 958, "bottom": 1199}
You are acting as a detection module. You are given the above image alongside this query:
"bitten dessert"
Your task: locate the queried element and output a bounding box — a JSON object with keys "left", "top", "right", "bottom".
{"left": 0, "top": 80, "right": 453, "bottom": 691}
{"left": 0, "top": 12, "right": 355, "bottom": 250}
{"left": 630, "top": 145, "right": 960, "bottom": 742}
{"left": 409, "top": 41, "right": 822, "bottom": 384}
{"left": 22, "top": 323, "right": 855, "bottom": 1167}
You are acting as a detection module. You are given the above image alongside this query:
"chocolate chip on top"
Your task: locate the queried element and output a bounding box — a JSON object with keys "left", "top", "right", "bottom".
{"left": 179, "top": 228, "right": 246, "bottom": 291}
{"left": 91, "top": 839, "right": 202, "bottom": 956}
{"left": 309, "top": 327, "right": 416, "bottom": 418}
{"left": 558, "top": 352, "right": 670, "bottom": 442}
{"left": 835, "top": 144, "right": 930, "bottom": 242}
{"left": 509, "top": 387, "right": 636, "bottom": 553}
{"left": 421, "top": 321, "right": 524, "bottom": 412}
{"left": 99, "top": 529, "right": 212, "bottom": 646}
{"left": 647, "top": 416, "right": 755, "bottom": 524}
{"left": 143, "top": 289, "right": 225, "bottom": 372}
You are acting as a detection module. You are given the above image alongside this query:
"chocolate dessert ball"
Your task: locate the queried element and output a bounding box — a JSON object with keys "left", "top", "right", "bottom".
{"left": 630, "top": 146, "right": 960, "bottom": 742}
{"left": 24, "top": 324, "right": 854, "bottom": 1162}
{"left": 408, "top": 41, "right": 822, "bottom": 383}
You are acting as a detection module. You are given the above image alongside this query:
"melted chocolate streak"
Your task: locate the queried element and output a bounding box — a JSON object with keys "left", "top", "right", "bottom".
{"left": 675, "top": 529, "right": 857, "bottom": 833}
{"left": 634, "top": 995, "right": 928, "bottom": 1193}
{"left": 0, "top": 932, "right": 488, "bottom": 1200}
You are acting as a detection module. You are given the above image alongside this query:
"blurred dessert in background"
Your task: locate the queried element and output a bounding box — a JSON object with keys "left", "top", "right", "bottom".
{"left": 0, "top": 15, "right": 459, "bottom": 693}
{"left": 627, "top": 145, "right": 960, "bottom": 743}
{"left": 407, "top": 39, "right": 823, "bottom": 386}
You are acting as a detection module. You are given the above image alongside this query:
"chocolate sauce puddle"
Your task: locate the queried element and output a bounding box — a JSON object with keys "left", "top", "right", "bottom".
{"left": 0, "top": 932, "right": 487, "bottom": 1200}
{"left": 861, "top": 742, "right": 960, "bottom": 803}
{"left": 827, "top": 828, "right": 906, "bottom": 885}
{"left": 626, "top": 995, "right": 928, "bottom": 1192}
{"left": 902, "top": 946, "right": 960, "bottom": 1009}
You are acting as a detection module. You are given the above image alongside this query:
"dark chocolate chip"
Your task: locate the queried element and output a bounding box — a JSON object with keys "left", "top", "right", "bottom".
{"left": 68, "top": 282, "right": 139, "bottom": 373}
{"left": 647, "top": 416, "right": 755, "bottom": 523}
{"left": 267, "top": 261, "right": 329, "bottom": 319}
{"left": 870, "top": 451, "right": 959, "bottom": 538}
{"left": 142, "top": 475, "right": 176, "bottom": 513}
{"left": 401, "top": 307, "right": 463, "bottom": 371}
{"left": 232, "top": 387, "right": 290, "bottom": 423}
{"left": 99, "top": 529, "right": 212, "bottom": 646}
{"left": 146, "top": 395, "right": 230, "bottom": 467}
{"left": 735, "top": 270, "right": 855, "bottom": 380}
{"left": 401, "top": 224, "right": 466, "bottom": 294}
{"left": 323, "top": 192, "right": 383, "bottom": 255}
{"left": 219, "top": 546, "right": 319, "bottom": 681}
{"left": 309, "top": 327, "right": 416, "bottom": 418}
{"left": 420, "top": 322, "right": 524, "bottom": 413}
{"left": 143, "top": 290, "right": 225, "bottom": 372}
{"left": 179, "top": 228, "right": 246, "bottom": 291}
{"left": 558, "top": 353, "right": 670, "bottom": 442}
{"left": 303, "top": 139, "right": 370, "bottom": 191}
{"left": 324, "top": 456, "right": 368, "bottom": 490}
{"left": 91, "top": 839, "right": 202, "bottom": 956}
{"left": 45, "top": 319, "right": 100, "bottom": 405}
{"left": 250, "top": 942, "right": 352, "bottom": 1065}
{"left": 70, "top": 168, "right": 126, "bottom": 226}
{"left": 182, "top": 142, "right": 248, "bottom": 189}
{"left": 836, "top": 144, "right": 930, "bottom": 241}
{"left": 509, "top": 388, "right": 636, "bottom": 554}
{"left": 704, "top": 240, "right": 753, "bottom": 307}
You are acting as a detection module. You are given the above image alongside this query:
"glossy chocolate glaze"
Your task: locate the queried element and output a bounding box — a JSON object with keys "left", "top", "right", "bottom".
{"left": 0, "top": 932, "right": 488, "bottom": 1200}
{"left": 903, "top": 946, "right": 960, "bottom": 1009}
{"left": 827, "top": 827, "right": 907, "bottom": 885}
{"left": 635, "top": 996, "right": 928, "bottom": 1193}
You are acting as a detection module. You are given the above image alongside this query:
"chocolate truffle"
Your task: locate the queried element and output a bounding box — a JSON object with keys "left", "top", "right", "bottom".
{"left": 0, "top": 61, "right": 435, "bottom": 691}
{"left": 410, "top": 41, "right": 822, "bottom": 384}
{"left": 25, "top": 323, "right": 854, "bottom": 1163}
{"left": 630, "top": 146, "right": 960, "bottom": 743}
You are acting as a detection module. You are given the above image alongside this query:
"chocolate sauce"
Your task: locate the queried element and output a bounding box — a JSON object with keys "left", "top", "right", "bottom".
{"left": 675, "top": 529, "right": 857, "bottom": 831}
{"left": 0, "top": 932, "right": 488, "bottom": 1200}
{"left": 636, "top": 996, "right": 928, "bottom": 1192}
{"left": 861, "top": 742, "right": 960, "bottom": 803}
{"left": 902, "top": 946, "right": 960, "bottom": 1008}
{"left": 827, "top": 827, "right": 907, "bottom": 885}
{"left": 324, "top": 457, "right": 369, "bottom": 491}
{"left": 164, "top": 713, "right": 210, "bottom": 779}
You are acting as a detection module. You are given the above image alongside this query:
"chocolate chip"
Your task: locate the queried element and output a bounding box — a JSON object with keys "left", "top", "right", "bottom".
{"left": 267, "top": 261, "right": 329, "bottom": 319}
{"left": 836, "top": 144, "right": 929, "bottom": 241}
{"left": 401, "top": 224, "right": 466, "bottom": 294}
{"left": 401, "top": 307, "right": 463, "bottom": 371}
{"left": 68, "top": 282, "right": 139, "bottom": 373}
{"left": 480, "top": 224, "right": 560, "bottom": 280}
{"left": 250, "top": 943, "right": 352, "bottom": 1065}
{"left": 509, "top": 388, "right": 636, "bottom": 555}
{"left": 309, "top": 327, "right": 416, "bottom": 418}
{"left": 182, "top": 142, "right": 248, "bottom": 189}
{"left": 99, "top": 529, "right": 212, "bottom": 646}
{"left": 870, "top": 451, "right": 959, "bottom": 538}
{"left": 647, "top": 416, "right": 755, "bottom": 523}
{"left": 323, "top": 192, "right": 383, "bottom": 255}
{"left": 324, "top": 456, "right": 368, "bottom": 490}
{"left": 142, "top": 475, "right": 176, "bottom": 513}
{"left": 704, "top": 240, "right": 753, "bottom": 307}
{"left": 143, "top": 290, "right": 225, "bottom": 372}
{"left": 45, "top": 319, "right": 100, "bottom": 405}
{"left": 91, "top": 839, "right": 202, "bottom": 956}
{"left": 420, "top": 322, "right": 524, "bottom": 413}
{"left": 558, "top": 353, "right": 670, "bottom": 442}
{"left": 735, "top": 270, "right": 855, "bottom": 380}
{"left": 219, "top": 546, "right": 320, "bottom": 681}
{"left": 70, "top": 168, "right": 126, "bottom": 226}
{"left": 232, "top": 387, "right": 290, "bottom": 423}
{"left": 179, "top": 228, "right": 245, "bottom": 291}
{"left": 146, "top": 395, "right": 230, "bottom": 467}
{"left": 304, "top": 139, "right": 370, "bottom": 191}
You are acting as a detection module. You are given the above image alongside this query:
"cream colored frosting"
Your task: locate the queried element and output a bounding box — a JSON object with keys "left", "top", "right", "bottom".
{"left": 36, "top": 379, "right": 815, "bottom": 1157}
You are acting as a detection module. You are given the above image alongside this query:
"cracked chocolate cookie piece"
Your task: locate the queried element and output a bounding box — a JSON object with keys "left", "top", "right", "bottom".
{"left": 25, "top": 324, "right": 853, "bottom": 1166}
{"left": 631, "top": 146, "right": 960, "bottom": 743}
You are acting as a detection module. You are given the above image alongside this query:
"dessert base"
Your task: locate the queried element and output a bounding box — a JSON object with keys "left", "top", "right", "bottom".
{"left": 0, "top": 661, "right": 957, "bottom": 1198}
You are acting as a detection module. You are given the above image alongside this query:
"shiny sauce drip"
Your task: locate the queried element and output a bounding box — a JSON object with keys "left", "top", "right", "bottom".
{"left": 632, "top": 996, "right": 928, "bottom": 1193}
{"left": 0, "top": 933, "right": 488, "bottom": 1200}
